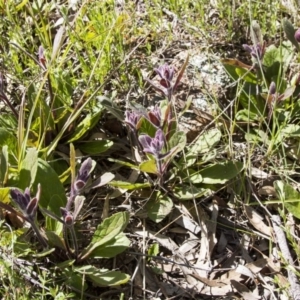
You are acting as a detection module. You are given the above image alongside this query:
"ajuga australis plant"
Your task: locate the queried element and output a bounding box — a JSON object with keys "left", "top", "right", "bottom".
{"left": 10, "top": 184, "right": 48, "bottom": 248}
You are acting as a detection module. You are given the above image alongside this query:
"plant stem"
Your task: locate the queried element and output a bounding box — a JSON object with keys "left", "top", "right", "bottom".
{"left": 0, "top": 93, "right": 19, "bottom": 118}
{"left": 69, "top": 225, "right": 79, "bottom": 260}
{"left": 30, "top": 220, "right": 48, "bottom": 249}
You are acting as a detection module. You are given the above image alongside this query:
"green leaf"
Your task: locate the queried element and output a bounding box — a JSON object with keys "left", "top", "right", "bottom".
{"left": 61, "top": 267, "right": 88, "bottom": 291}
{"left": 97, "top": 96, "right": 124, "bottom": 121}
{"left": 221, "top": 59, "right": 252, "bottom": 82}
{"left": 0, "top": 128, "right": 17, "bottom": 154}
{"left": 263, "top": 42, "right": 294, "bottom": 82}
{"left": 138, "top": 117, "right": 157, "bottom": 137}
{"left": 0, "top": 145, "right": 9, "bottom": 186}
{"left": 274, "top": 124, "right": 300, "bottom": 144}
{"left": 245, "top": 129, "right": 269, "bottom": 144}
{"left": 236, "top": 109, "right": 259, "bottom": 122}
{"left": 235, "top": 68, "right": 257, "bottom": 83}
{"left": 68, "top": 112, "right": 102, "bottom": 142}
{"left": 75, "top": 265, "right": 130, "bottom": 286}
{"left": 282, "top": 18, "right": 299, "bottom": 51}
{"left": 34, "top": 159, "right": 67, "bottom": 232}
{"left": 200, "top": 161, "right": 243, "bottom": 184}
{"left": 191, "top": 128, "right": 221, "bottom": 155}
{"left": 148, "top": 243, "right": 159, "bottom": 258}
{"left": 56, "top": 260, "right": 75, "bottom": 269}
{"left": 173, "top": 184, "right": 212, "bottom": 200}
{"left": 108, "top": 158, "right": 139, "bottom": 169}
{"left": 274, "top": 180, "right": 300, "bottom": 219}
{"left": 167, "top": 131, "right": 186, "bottom": 155}
{"left": 78, "top": 140, "right": 113, "bottom": 155}
{"left": 240, "top": 85, "right": 267, "bottom": 115}
{"left": 0, "top": 188, "right": 11, "bottom": 204}
{"left": 45, "top": 231, "right": 66, "bottom": 250}
{"left": 18, "top": 148, "right": 38, "bottom": 190}
{"left": 32, "top": 247, "right": 55, "bottom": 258}
{"left": 280, "top": 124, "right": 300, "bottom": 137}
{"left": 109, "top": 181, "right": 151, "bottom": 190}
{"left": 88, "top": 232, "right": 130, "bottom": 258}
{"left": 139, "top": 160, "right": 157, "bottom": 174}
{"left": 146, "top": 192, "right": 173, "bottom": 223}
{"left": 80, "top": 212, "right": 129, "bottom": 260}
{"left": 182, "top": 128, "right": 221, "bottom": 167}
{"left": 184, "top": 169, "right": 203, "bottom": 184}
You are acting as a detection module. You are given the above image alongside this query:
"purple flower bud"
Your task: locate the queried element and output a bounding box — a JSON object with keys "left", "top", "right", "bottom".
{"left": 26, "top": 197, "right": 38, "bottom": 218}
{"left": 269, "top": 82, "right": 276, "bottom": 95}
{"left": 10, "top": 188, "right": 30, "bottom": 212}
{"left": 155, "top": 64, "right": 174, "bottom": 88}
{"left": 125, "top": 111, "right": 141, "bottom": 130}
{"left": 243, "top": 43, "right": 265, "bottom": 61}
{"left": 148, "top": 105, "right": 161, "bottom": 127}
{"left": 242, "top": 44, "right": 252, "bottom": 53}
{"left": 295, "top": 28, "right": 300, "bottom": 43}
{"left": 60, "top": 207, "right": 74, "bottom": 226}
{"left": 74, "top": 158, "right": 93, "bottom": 192}
{"left": 146, "top": 58, "right": 188, "bottom": 102}
{"left": 38, "top": 46, "right": 46, "bottom": 68}
{"left": 139, "top": 129, "right": 165, "bottom": 157}
{"left": 10, "top": 188, "right": 39, "bottom": 220}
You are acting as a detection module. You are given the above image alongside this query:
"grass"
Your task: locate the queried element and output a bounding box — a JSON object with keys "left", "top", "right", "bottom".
{"left": 1, "top": 0, "right": 300, "bottom": 299}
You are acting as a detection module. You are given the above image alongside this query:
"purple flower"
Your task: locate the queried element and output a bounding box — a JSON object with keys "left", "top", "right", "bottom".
{"left": 74, "top": 158, "right": 93, "bottom": 192}
{"left": 154, "top": 64, "right": 174, "bottom": 89}
{"left": 295, "top": 28, "right": 300, "bottom": 43}
{"left": 10, "top": 185, "right": 47, "bottom": 248}
{"left": 60, "top": 207, "right": 74, "bottom": 226}
{"left": 38, "top": 45, "right": 46, "bottom": 69}
{"left": 148, "top": 105, "right": 161, "bottom": 127}
{"left": 269, "top": 82, "right": 276, "bottom": 95}
{"left": 243, "top": 43, "right": 265, "bottom": 61}
{"left": 139, "top": 129, "right": 165, "bottom": 157}
{"left": 145, "top": 56, "right": 188, "bottom": 101}
{"left": 125, "top": 111, "right": 141, "bottom": 130}
{"left": 10, "top": 187, "right": 40, "bottom": 220}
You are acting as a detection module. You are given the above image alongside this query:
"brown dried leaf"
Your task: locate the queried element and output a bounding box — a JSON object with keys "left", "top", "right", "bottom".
{"left": 221, "top": 58, "right": 252, "bottom": 69}
{"left": 258, "top": 185, "right": 277, "bottom": 197}
{"left": 5, "top": 210, "right": 24, "bottom": 228}
{"left": 178, "top": 232, "right": 199, "bottom": 254}
{"left": 244, "top": 205, "right": 271, "bottom": 237}
{"left": 246, "top": 258, "right": 268, "bottom": 274}
{"left": 207, "top": 200, "right": 218, "bottom": 256}
{"left": 173, "top": 205, "right": 201, "bottom": 234}
{"left": 251, "top": 167, "right": 269, "bottom": 179}
{"left": 231, "top": 280, "right": 260, "bottom": 300}
{"left": 216, "top": 231, "right": 227, "bottom": 253}
{"left": 190, "top": 272, "right": 227, "bottom": 287}
{"left": 134, "top": 229, "right": 178, "bottom": 252}
{"left": 201, "top": 283, "right": 233, "bottom": 296}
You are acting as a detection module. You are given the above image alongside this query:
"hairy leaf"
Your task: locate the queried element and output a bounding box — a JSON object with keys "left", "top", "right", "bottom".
{"left": 200, "top": 161, "right": 243, "bottom": 184}
{"left": 80, "top": 212, "right": 129, "bottom": 260}
{"left": 146, "top": 192, "right": 173, "bottom": 223}
{"left": 75, "top": 265, "right": 130, "bottom": 286}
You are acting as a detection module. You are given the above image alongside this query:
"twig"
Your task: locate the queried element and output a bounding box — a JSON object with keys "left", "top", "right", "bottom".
{"left": 271, "top": 214, "right": 300, "bottom": 300}
{"left": 0, "top": 93, "right": 19, "bottom": 118}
